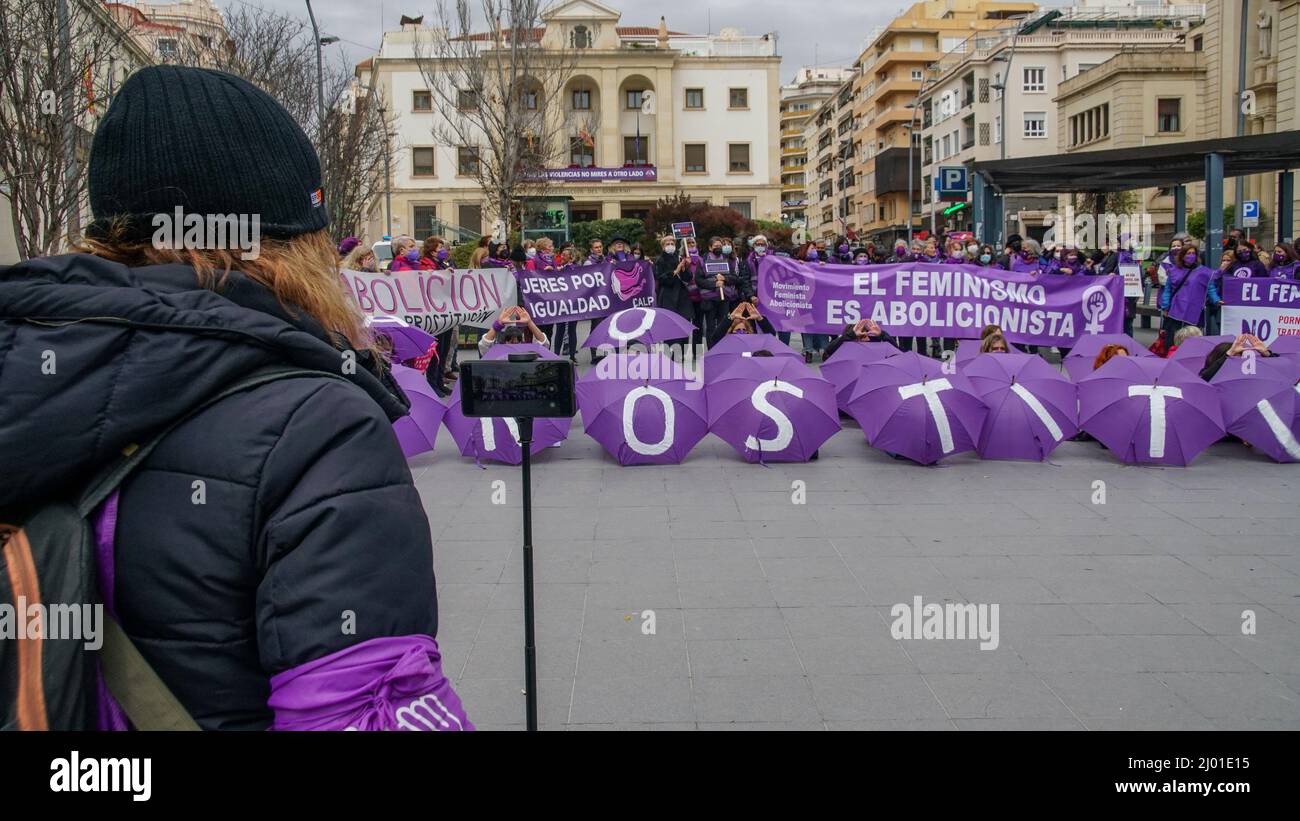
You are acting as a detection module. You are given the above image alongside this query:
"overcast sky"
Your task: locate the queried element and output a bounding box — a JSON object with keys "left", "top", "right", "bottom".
{"left": 229, "top": 0, "right": 914, "bottom": 85}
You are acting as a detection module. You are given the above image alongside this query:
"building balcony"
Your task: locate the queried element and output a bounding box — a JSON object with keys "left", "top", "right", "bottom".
{"left": 872, "top": 146, "right": 921, "bottom": 196}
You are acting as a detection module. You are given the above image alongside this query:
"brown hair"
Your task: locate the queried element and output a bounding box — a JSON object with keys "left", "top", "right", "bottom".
{"left": 979, "top": 324, "right": 1003, "bottom": 341}
{"left": 979, "top": 333, "right": 1009, "bottom": 354}
{"left": 421, "top": 236, "right": 445, "bottom": 258}
{"left": 76, "top": 223, "right": 374, "bottom": 355}
{"left": 1093, "top": 343, "right": 1129, "bottom": 370}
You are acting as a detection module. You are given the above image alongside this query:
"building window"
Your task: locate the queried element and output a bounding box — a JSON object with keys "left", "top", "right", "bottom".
{"left": 571, "top": 25, "right": 591, "bottom": 49}
{"left": 625, "top": 89, "right": 644, "bottom": 110}
{"left": 457, "top": 89, "right": 479, "bottom": 111}
{"left": 570, "top": 137, "right": 594, "bottom": 167}
{"left": 1192, "top": 35, "right": 1203, "bottom": 52}
{"left": 457, "top": 146, "right": 480, "bottom": 176}
{"left": 728, "top": 143, "right": 751, "bottom": 173}
{"left": 157, "top": 38, "right": 178, "bottom": 59}
{"left": 685, "top": 88, "right": 704, "bottom": 109}
{"left": 729, "top": 87, "right": 748, "bottom": 109}
{"left": 727, "top": 200, "right": 753, "bottom": 219}
{"left": 1023, "top": 111, "right": 1046, "bottom": 138}
{"left": 571, "top": 88, "right": 591, "bottom": 110}
{"left": 518, "top": 89, "right": 538, "bottom": 111}
{"left": 412, "top": 205, "right": 437, "bottom": 236}
{"left": 413, "top": 90, "right": 432, "bottom": 112}
{"left": 683, "top": 142, "right": 707, "bottom": 173}
{"left": 411, "top": 147, "right": 435, "bottom": 176}
{"left": 1022, "top": 67, "right": 1045, "bottom": 93}
{"left": 911, "top": 68, "right": 923, "bottom": 81}
{"left": 1157, "top": 98, "right": 1181, "bottom": 133}
{"left": 992, "top": 70, "right": 1003, "bottom": 100}
{"left": 623, "top": 135, "right": 650, "bottom": 165}
{"left": 458, "top": 204, "right": 482, "bottom": 233}
{"left": 993, "top": 114, "right": 1002, "bottom": 145}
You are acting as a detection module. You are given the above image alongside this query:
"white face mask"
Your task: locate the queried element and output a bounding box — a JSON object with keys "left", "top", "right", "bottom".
{"left": 526, "top": 248, "right": 537, "bottom": 258}
{"left": 754, "top": 245, "right": 767, "bottom": 255}
{"left": 967, "top": 245, "right": 979, "bottom": 255}
{"left": 664, "top": 244, "right": 677, "bottom": 255}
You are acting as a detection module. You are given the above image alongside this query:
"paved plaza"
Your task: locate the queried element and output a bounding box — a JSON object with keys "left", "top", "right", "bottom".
{"left": 413, "top": 340, "right": 1300, "bottom": 731}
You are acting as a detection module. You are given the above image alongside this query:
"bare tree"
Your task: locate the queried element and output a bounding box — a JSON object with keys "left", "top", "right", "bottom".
{"left": 412, "top": 0, "right": 583, "bottom": 236}
{"left": 0, "top": 0, "right": 144, "bottom": 259}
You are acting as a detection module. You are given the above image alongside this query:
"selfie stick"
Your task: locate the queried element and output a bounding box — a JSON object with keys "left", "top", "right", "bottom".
{"left": 509, "top": 352, "right": 540, "bottom": 732}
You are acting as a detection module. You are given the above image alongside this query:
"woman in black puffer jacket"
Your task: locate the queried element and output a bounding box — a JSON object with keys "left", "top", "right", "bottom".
{"left": 0, "top": 66, "right": 470, "bottom": 731}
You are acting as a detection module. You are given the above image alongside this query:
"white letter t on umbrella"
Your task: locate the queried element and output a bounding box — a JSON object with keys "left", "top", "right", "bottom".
{"left": 1127, "top": 385, "right": 1183, "bottom": 459}
{"left": 899, "top": 378, "right": 955, "bottom": 454}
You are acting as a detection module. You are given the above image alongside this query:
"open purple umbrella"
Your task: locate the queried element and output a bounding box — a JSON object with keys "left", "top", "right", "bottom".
{"left": 702, "top": 333, "right": 803, "bottom": 383}
{"left": 1210, "top": 354, "right": 1300, "bottom": 462}
{"left": 582, "top": 307, "right": 695, "bottom": 350}
{"left": 1063, "top": 332, "right": 1155, "bottom": 381}
{"left": 576, "top": 352, "right": 708, "bottom": 465}
{"left": 843, "top": 352, "right": 987, "bottom": 465}
{"left": 964, "top": 353, "right": 1078, "bottom": 461}
{"left": 390, "top": 364, "right": 448, "bottom": 457}
{"left": 704, "top": 356, "right": 839, "bottom": 463}
{"left": 819, "top": 339, "right": 902, "bottom": 410}
{"left": 442, "top": 343, "right": 570, "bottom": 464}
{"left": 1268, "top": 335, "right": 1300, "bottom": 356}
{"left": 1167, "top": 334, "right": 1235, "bottom": 375}
{"left": 369, "top": 315, "right": 436, "bottom": 363}
{"left": 1078, "top": 356, "right": 1224, "bottom": 466}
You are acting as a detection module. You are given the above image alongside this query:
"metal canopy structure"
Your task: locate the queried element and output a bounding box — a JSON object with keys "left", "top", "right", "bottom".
{"left": 967, "top": 130, "right": 1300, "bottom": 249}
{"left": 970, "top": 131, "right": 1300, "bottom": 194}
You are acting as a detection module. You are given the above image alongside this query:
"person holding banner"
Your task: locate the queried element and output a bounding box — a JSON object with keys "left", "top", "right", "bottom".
{"left": 695, "top": 236, "right": 742, "bottom": 350}
{"left": 653, "top": 235, "right": 696, "bottom": 360}
{"left": 586, "top": 238, "right": 607, "bottom": 265}
{"left": 1008, "top": 238, "right": 1043, "bottom": 274}
{"left": 388, "top": 236, "right": 420, "bottom": 272}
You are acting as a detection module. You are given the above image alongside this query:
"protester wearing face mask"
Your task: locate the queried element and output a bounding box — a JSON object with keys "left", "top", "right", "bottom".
{"left": 794, "top": 243, "right": 831, "bottom": 361}
{"left": 1160, "top": 243, "right": 1219, "bottom": 338}
{"left": 421, "top": 236, "right": 450, "bottom": 271}
{"left": 631, "top": 243, "right": 644, "bottom": 261}
{"left": 834, "top": 241, "right": 854, "bottom": 264}
{"left": 387, "top": 236, "right": 420, "bottom": 272}
{"left": 694, "top": 236, "right": 741, "bottom": 347}
{"left": 976, "top": 244, "right": 995, "bottom": 267}
{"left": 1267, "top": 243, "right": 1298, "bottom": 278}
{"left": 420, "top": 236, "right": 461, "bottom": 380}
{"left": 941, "top": 239, "right": 966, "bottom": 265}
{"left": 890, "top": 240, "right": 912, "bottom": 263}
{"left": 653, "top": 235, "right": 696, "bottom": 360}
{"left": 342, "top": 243, "right": 377, "bottom": 274}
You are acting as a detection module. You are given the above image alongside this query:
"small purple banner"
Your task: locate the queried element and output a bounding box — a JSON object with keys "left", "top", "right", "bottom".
{"left": 519, "top": 260, "right": 657, "bottom": 323}
{"left": 756, "top": 256, "right": 1124, "bottom": 347}
{"left": 542, "top": 166, "right": 658, "bottom": 182}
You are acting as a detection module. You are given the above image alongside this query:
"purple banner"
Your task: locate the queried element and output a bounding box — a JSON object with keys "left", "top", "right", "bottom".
{"left": 756, "top": 257, "right": 1124, "bottom": 347}
{"left": 1221, "top": 277, "right": 1300, "bottom": 344}
{"left": 518, "top": 260, "right": 657, "bottom": 323}
{"left": 542, "top": 166, "right": 658, "bottom": 182}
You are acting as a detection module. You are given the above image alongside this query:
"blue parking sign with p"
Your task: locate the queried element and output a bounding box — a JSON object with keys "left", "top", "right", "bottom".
{"left": 937, "top": 166, "right": 968, "bottom": 196}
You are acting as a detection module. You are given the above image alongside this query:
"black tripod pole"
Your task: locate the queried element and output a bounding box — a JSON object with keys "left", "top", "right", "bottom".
{"left": 517, "top": 416, "right": 538, "bottom": 732}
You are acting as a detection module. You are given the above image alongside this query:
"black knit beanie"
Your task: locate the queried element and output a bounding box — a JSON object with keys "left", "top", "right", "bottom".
{"left": 87, "top": 65, "right": 328, "bottom": 242}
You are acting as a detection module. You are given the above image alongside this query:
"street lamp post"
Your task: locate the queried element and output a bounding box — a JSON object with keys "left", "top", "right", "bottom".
{"left": 304, "top": 2, "right": 338, "bottom": 133}
{"left": 907, "top": 64, "right": 938, "bottom": 245}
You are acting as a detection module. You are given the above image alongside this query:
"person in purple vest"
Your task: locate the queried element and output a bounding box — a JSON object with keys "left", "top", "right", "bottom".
{"left": 889, "top": 239, "right": 912, "bottom": 263}
{"left": 1009, "top": 238, "right": 1044, "bottom": 273}
{"left": 1226, "top": 240, "right": 1269, "bottom": 279}
{"left": 941, "top": 238, "right": 967, "bottom": 265}
{"left": 834, "top": 240, "right": 854, "bottom": 264}
{"left": 1266, "top": 242, "right": 1298, "bottom": 278}
{"left": 1160, "top": 243, "right": 1220, "bottom": 338}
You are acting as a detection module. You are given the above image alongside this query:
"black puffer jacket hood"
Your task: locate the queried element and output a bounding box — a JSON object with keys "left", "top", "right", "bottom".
{"left": 0, "top": 252, "right": 408, "bottom": 515}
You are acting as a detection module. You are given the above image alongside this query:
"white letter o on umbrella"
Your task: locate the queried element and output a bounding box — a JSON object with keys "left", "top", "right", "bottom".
{"left": 607, "top": 308, "right": 655, "bottom": 343}
{"left": 623, "top": 386, "right": 674, "bottom": 456}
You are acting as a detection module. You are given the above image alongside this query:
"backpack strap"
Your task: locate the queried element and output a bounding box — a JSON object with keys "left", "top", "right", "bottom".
{"left": 79, "top": 364, "right": 352, "bottom": 730}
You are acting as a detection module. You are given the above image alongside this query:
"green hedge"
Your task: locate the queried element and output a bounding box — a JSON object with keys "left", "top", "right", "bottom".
{"left": 569, "top": 219, "right": 650, "bottom": 253}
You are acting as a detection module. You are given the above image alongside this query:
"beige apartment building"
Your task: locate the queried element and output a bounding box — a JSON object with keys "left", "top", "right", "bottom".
{"left": 1057, "top": 0, "right": 1300, "bottom": 243}
{"left": 779, "top": 67, "right": 855, "bottom": 232}
{"left": 923, "top": 3, "right": 1206, "bottom": 242}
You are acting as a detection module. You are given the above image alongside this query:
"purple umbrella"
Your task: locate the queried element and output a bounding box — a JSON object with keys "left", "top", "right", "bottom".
{"left": 964, "top": 353, "right": 1078, "bottom": 461}
{"left": 954, "top": 338, "right": 983, "bottom": 363}
{"left": 702, "top": 333, "right": 803, "bottom": 383}
{"left": 819, "top": 339, "right": 902, "bottom": 409}
{"left": 442, "top": 343, "right": 569, "bottom": 464}
{"left": 582, "top": 307, "right": 695, "bottom": 350}
{"left": 576, "top": 352, "right": 708, "bottom": 465}
{"left": 1210, "top": 354, "right": 1300, "bottom": 462}
{"left": 369, "top": 315, "right": 436, "bottom": 363}
{"left": 1063, "top": 333, "right": 1155, "bottom": 382}
{"left": 844, "top": 352, "right": 987, "bottom": 465}
{"left": 1078, "top": 356, "right": 1224, "bottom": 466}
{"left": 704, "top": 356, "right": 839, "bottom": 463}
{"left": 1268, "top": 335, "right": 1300, "bottom": 356}
{"left": 390, "top": 364, "right": 448, "bottom": 458}
{"left": 1167, "top": 334, "right": 1235, "bottom": 375}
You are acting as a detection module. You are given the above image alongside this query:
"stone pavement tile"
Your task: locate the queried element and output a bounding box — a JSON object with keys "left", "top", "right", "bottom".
{"left": 1081, "top": 716, "right": 1217, "bottom": 730}
{"left": 461, "top": 636, "right": 580, "bottom": 680}
{"left": 435, "top": 583, "right": 497, "bottom": 613}
{"left": 696, "top": 721, "right": 827, "bottom": 730}
{"left": 433, "top": 539, "right": 517, "bottom": 563}
{"left": 1158, "top": 672, "right": 1300, "bottom": 720}
{"left": 1207, "top": 718, "right": 1300, "bottom": 730}
{"left": 691, "top": 675, "right": 822, "bottom": 724}
{"left": 954, "top": 578, "right": 1063, "bottom": 604}
{"left": 1236, "top": 577, "right": 1300, "bottom": 605}
{"left": 679, "top": 579, "right": 776, "bottom": 609}
{"left": 926, "top": 673, "right": 1074, "bottom": 719}
{"left": 586, "top": 555, "right": 677, "bottom": 584}
{"left": 1016, "top": 635, "right": 1253, "bottom": 673}
{"left": 577, "top": 637, "right": 690, "bottom": 679}
{"left": 564, "top": 722, "right": 698, "bottom": 731}
{"left": 826, "top": 719, "right": 955, "bottom": 730}
{"left": 475, "top": 606, "right": 587, "bottom": 640}
{"left": 831, "top": 535, "right": 917, "bottom": 557}
{"left": 1038, "top": 575, "right": 1156, "bottom": 605}
{"left": 433, "top": 559, "right": 507, "bottom": 585}
{"left": 807, "top": 674, "right": 948, "bottom": 722}
{"left": 674, "top": 555, "right": 767, "bottom": 582}
{"left": 455, "top": 676, "right": 573, "bottom": 727}
{"left": 752, "top": 537, "right": 842, "bottom": 557}
{"left": 792, "top": 634, "right": 917, "bottom": 676}
{"left": 781, "top": 606, "right": 883, "bottom": 639}
{"left": 579, "top": 607, "right": 683, "bottom": 641}
{"left": 898, "top": 638, "right": 1030, "bottom": 674}
{"left": 1209, "top": 633, "right": 1300, "bottom": 677}
{"left": 568, "top": 676, "right": 694, "bottom": 724}
{"left": 1072, "top": 603, "right": 1206, "bottom": 635}
{"left": 670, "top": 519, "right": 743, "bottom": 540}
{"left": 950, "top": 717, "right": 1086, "bottom": 730}
{"left": 1180, "top": 554, "right": 1297, "bottom": 582}
{"left": 595, "top": 505, "right": 671, "bottom": 524}
{"left": 487, "top": 581, "right": 588, "bottom": 611}
{"left": 687, "top": 638, "right": 799, "bottom": 677}
{"left": 499, "top": 557, "right": 590, "bottom": 584}
{"left": 670, "top": 538, "right": 754, "bottom": 560}
{"left": 768, "top": 576, "right": 869, "bottom": 608}
{"left": 998, "top": 603, "right": 1100, "bottom": 636}
{"left": 582, "top": 580, "right": 680, "bottom": 610}
{"left": 1136, "top": 575, "right": 1261, "bottom": 604}
{"left": 662, "top": 505, "right": 745, "bottom": 524}
{"left": 1168, "top": 602, "right": 1282, "bottom": 635}
{"left": 440, "top": 519, "right": 523, "bottom": 542}
{"left": 1041, "top": 672, "right": 1206, "bottom": 721}
{"left": 759, "top": 556, "right": 850, "bottom": 580}
{"left": 927, "top": 556, "right": 1034, "bottom": 578}
{"left": 683, "top": 608, "right": 789, "bottom": 641}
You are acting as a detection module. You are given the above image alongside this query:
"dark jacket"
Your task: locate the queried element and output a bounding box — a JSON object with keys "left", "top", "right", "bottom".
{"left": 823, "top": 326, "right": 896, "bottom": 361}
{"left": 653, "top": 251, "right": 695, "bottom": 321}
{"left": 0, "top": 253, "right": 438, "bottom": 730}
{"left": 693, "top": 253, "right": 741, "bottom": 302}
